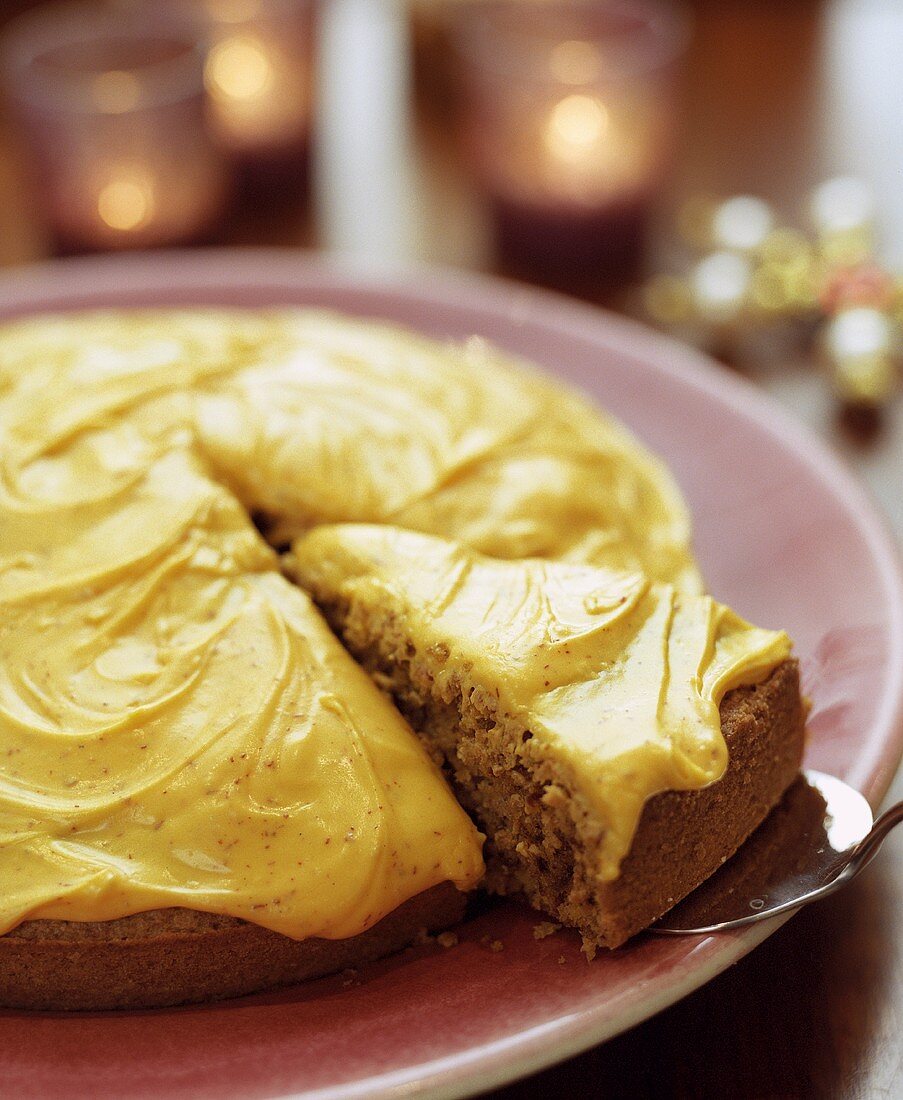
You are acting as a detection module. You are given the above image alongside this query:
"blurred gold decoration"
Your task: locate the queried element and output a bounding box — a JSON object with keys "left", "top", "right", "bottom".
{"left": 644, "top": 178, "right": 902, "bottom": 411}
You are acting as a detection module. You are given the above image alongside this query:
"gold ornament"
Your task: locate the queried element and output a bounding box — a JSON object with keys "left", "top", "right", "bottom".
{"left": 644, "top": 179, "right": 901, "bottom": 410}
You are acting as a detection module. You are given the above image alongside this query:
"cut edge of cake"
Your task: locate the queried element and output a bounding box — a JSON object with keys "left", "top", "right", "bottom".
{"left": 303, "top": 583, "right": 806, "bottom": 953}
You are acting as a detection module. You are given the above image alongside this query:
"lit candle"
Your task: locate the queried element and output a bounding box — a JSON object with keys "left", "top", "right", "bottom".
{"left": 199, "top": 0, "right": 315, "bottom": 161}
{"left": 545, "top": 93, "right": 611, "bottom": 171}
{"left": 96, "top": 167, "right": 157, "bottom": 236}
{"left": 65, "top": 149, "right": 225, "bottom": 251}
{"left": 2, "top": 5, "right": 229, "bottom": 252}
{"left": 454, "top": 1, "right": 687, "bottom": 286}
{"left": 538, "top": 91, "right": 661, "bottom": 204}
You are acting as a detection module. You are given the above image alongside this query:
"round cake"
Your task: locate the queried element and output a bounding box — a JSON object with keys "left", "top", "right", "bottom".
{"left": 0, "top": 309, "right": 804, "bottom": 1010}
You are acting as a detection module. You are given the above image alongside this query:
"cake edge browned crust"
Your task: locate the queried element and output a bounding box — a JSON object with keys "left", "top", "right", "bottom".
{"left": 595, "top": 659, "right": 805, "bottom": 947}
{"left": 0, "top": 882, "right": 465, "bottom": 1012}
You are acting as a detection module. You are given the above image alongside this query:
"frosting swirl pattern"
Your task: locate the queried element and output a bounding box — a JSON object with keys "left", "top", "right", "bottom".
{"left": 0, "top": 308, "right": 783, "bottom": 937}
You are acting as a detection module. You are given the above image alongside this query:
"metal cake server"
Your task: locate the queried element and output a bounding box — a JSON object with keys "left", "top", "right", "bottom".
{"left": 653, "top": 770, "right": 903, "bottom": 935}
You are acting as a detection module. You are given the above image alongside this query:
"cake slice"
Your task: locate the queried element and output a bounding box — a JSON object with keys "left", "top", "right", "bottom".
{"left": 289, "top": 525, "right": 806, "bottom": 950}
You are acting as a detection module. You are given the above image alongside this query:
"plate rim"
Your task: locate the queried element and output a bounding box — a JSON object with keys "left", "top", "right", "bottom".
{"left": 2, "top": 249, "right": 902, "bottom": 1100}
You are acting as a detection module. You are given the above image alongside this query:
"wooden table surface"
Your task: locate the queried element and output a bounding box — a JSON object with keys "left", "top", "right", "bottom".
{"left": 0, "top": 1, "right": 901, "bottom": 1096}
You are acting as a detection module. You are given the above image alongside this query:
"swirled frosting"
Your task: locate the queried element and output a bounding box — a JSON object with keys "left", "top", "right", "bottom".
{"left": 0, "top": 308, "right": 781, "bottom": 938}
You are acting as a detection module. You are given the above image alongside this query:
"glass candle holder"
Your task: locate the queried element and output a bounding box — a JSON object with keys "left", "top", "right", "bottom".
{"left": 2, "top": 3, "right": 230, "bottom": 253}
{"left": 195, "top": 0, "right": 316, "bottom": 165}
{"left": 454, "top": 0, "right": 688, "bottom": 286}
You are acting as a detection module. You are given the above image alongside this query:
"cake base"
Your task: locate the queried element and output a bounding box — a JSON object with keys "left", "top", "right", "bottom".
{"left": 590, "top": 661, "right": 805, "bottom": 947}
{"left": 0, "top": 882, "right": 465, "bottom": 1012}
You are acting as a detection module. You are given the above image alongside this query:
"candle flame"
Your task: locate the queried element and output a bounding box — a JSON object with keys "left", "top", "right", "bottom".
{"left": 97, "top": 174, "right": 155, "bottom": 232}
{"left": 544, "top": 94, "right": 609, "bottom": 164}
{"left": 206, "top": 34, "right": 273, "bottom": 103}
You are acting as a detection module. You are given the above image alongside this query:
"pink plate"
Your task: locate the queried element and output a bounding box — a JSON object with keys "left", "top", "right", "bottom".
{"left": 2, "top": 251, "right": 902, "bottom": 1100}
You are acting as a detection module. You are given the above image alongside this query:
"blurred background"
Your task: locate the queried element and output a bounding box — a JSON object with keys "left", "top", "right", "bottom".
{"left": 0, "top": 2, "right": 901, "bottom": 540}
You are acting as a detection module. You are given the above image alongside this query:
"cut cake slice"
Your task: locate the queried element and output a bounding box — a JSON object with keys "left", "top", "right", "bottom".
{"left": 289, "top": 524, "right": 806, "bottom": 950}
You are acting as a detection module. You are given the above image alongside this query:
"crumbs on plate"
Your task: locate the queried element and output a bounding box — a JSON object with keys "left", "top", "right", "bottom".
{"left": 533, "top": 921, "right": 561, "bottom": 940}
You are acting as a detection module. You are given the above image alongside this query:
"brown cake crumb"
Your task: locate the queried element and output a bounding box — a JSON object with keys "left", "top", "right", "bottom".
{"left": 533, "top": 921, "right": 561, "bottom": 940}
{"left": 436, "top": 931, "right": 458, "bottom": 949}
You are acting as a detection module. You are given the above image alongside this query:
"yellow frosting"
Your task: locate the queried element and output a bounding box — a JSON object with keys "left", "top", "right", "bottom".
{"left": 0, "top": 442, "right": 484, "bottom": 939}
{"left": 290, "top": 525, "right": 792, "bottom": 881}
{"left": 0, "top": 309, "right": 700, "bottom": 580}
{"left": 0, "top": 307, "right": 781, "bottom": 937}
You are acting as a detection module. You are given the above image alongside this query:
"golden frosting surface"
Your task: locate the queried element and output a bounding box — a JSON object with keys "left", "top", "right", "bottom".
{"left": 0, "top": 307, "right": 782, "bottom": 937}
{"left": 291, "top": 525, "right": 791, "bottom": 881}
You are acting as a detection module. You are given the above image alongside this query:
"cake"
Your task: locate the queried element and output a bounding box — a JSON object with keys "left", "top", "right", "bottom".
{"left": 0, "top": 309, "right": 804, "bottom": 1009}
{"left": 289, "top": 524, "right": 802, "bottom": 950}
